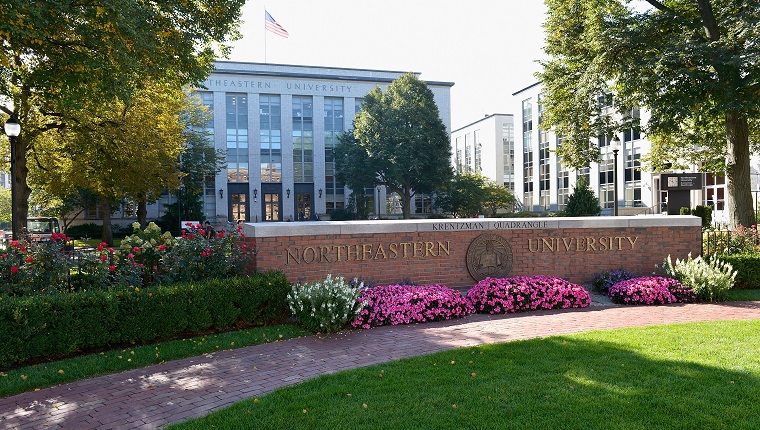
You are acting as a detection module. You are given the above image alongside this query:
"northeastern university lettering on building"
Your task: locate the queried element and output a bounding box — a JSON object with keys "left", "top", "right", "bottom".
{"left": 244, "top": 216, "right": 702, "bottom": 286}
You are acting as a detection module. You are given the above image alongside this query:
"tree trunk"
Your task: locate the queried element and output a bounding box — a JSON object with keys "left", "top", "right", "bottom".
{"left": 725, "top": 111, "right": 755, "bottom": 229}
{"left": 137, "top": 199, "right": 148, "bottom": 228}
{"left": 100, "top": 198, "right": 114, "bottom": 246}
{"left": 12, "top": 134, "right": 32, "bottom": 239}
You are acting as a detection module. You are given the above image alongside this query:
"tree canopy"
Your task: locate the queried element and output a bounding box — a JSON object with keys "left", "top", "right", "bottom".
{"left": 436, "top": 173, "right": 516, "bottom": 218}
{"left": 1, "top": 0, "right": 244, "bottom": 236}
{"left": 337, "top": 73, "right": 453, "bottom": 219}
{"left": 539, "top": 0, "right": 760, "bottom": 228}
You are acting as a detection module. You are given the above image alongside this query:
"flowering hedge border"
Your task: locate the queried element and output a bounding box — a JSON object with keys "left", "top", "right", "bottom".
{"left": 467, "top": 276, "right": 592, "bottom": 314}
{"left": 608, "top": 276, "right": 696, "bottom": 305}
{"left": 351, "top": 284, "right": 474, "bottom": 329}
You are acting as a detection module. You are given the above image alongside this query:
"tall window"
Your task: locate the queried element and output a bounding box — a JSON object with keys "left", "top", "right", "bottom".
{"left": 473, "top": 130, "right": 482, "bottom": 172}
{"left": 557, "top": 166, "right": 570, "bottom": 210}
{"left": 502, "top": 123, "right": 515, "bottom": 190}
{"left": 538, "top": 130, "right": 550, "bottom": 210}
{"left": 522, "top": 98, "right": 534, "bottom": 208}
{"left": 624, "top": 145, "right": 642, "bottom": 207}
{"left": 354, "top": 98, "right": 364, "bottom": 114}
{"left": 324, "top": 97, "right": 345, "bottom": 211}
{"left": 415, "top": 194, "right": 432, "bottom": 214}
{"left": 464, "top": 135, "right": 472, "bottom": 173}
{"left": 292, "top": 96, "right": 314, "bottom": 183}
{"left": 455, "top": 136, "right": 463, "bottom": 174}
{"left": 199, "top": 92, "right": 217, "bottom": 217}
{"left": 599, "top": 153, "right": 614, "bottom": 208}
{"left": 226, "top": 94, "right": 249, "bottom": 183}
{"left": 260, "top": 95, "right": 282, "bottom": 183}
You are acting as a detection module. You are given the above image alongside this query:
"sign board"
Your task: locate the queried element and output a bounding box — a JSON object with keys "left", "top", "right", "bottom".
{"left": 662, "top": 173, "right": 703, "bottom": 190}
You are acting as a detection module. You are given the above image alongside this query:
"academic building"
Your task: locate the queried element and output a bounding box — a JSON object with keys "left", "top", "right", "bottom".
{"left": 81, "top": 61, "right": 454, "bottom": 226}
{"left": 453, "top": 82, "right": 760, "bottom": 223}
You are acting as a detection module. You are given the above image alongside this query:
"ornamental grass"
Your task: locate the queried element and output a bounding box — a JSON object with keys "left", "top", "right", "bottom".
{"left": 608, "top": 276, "right": 696, "bottom": 305}
{"left": 466, "top": 276, "right": 591, "bottom": 314}
{"left": 352, "top": 284, "right": 474, "bottom": 329}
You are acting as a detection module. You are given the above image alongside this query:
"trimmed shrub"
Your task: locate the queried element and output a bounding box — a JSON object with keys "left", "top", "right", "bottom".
{"left": 564, "top": 177, "right": 601, "bottom": 217}
{"left": 467, "top": 276, "right": 591, "bottom": 314}
{"left": 693, "top": 205, "right": 712, "bottom": 228}
{"left": 287, "top": 275, "right": 365, "bottom": 333}
{"left": 608, "top": 276, "right": 696, "bottom": 305}
{"left": 591, "top": 268, "right": 635, "bottom": 294}
{"left": 662, "top": 253, "right": 736, "bottom": 302}
{"left": 680, "top": 207, "right": 691, "bottom": 215}
{"left": 0, "top": 271, "right": 290, "bottom": 369}
{"left": 351, "top": 284, "right": 474, "bottom": 329}
{"left": 714, "top": 254, "right": 760, "bottom": 290}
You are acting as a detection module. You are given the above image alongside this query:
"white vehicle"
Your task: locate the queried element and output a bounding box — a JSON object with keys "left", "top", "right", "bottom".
{"left": 26, "top": 217, "right": 63, "bottom": 241}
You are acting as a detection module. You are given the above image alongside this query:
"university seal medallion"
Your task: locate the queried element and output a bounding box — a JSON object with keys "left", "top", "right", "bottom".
{"left": 466, "top": 233, "right": 513, "bottom": 281}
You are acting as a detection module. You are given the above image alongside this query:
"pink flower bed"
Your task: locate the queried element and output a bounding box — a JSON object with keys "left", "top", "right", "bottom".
{"left": 467, "top": 276, "right": 592, "bottom": 314}
{"left": 351, "top": 284, "right": 474, "bottom": 329}
{"left": 608, "top": 276, "right": 696, "bottom": 305}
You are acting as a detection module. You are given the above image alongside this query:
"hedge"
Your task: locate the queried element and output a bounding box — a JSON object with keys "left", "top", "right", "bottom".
{"left": 714, "top": 254, "right": 760, "bottom": 290}
{"left": 0, "top": 271, "right": 290, "bottom": 369}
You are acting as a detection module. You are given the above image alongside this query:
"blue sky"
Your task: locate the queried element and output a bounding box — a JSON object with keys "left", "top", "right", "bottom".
{"left": 227, "top": 0, "right": 548, "bottom": 129}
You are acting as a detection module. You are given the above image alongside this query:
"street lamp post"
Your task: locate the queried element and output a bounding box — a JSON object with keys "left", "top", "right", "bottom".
{"left": 4, "top": 114, "right": 21, "bottom": 239}
{"left": 611, "top": 135, "right": 621, "bottom": 216}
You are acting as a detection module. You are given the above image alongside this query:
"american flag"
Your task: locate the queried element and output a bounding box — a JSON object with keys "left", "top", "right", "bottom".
{"left": 265, "top": 11, "right": 289, "bottom": 38}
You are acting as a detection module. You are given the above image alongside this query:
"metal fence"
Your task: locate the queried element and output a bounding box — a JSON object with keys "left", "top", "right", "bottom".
{"left": 702, "top": 225, "right": 760, "bottom": 255}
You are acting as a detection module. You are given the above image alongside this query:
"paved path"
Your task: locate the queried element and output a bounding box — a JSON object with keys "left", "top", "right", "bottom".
{"left": 2, "top": 300, "right": 760, "bottom": 429}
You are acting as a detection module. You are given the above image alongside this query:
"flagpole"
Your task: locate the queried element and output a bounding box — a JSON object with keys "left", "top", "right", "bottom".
{"left": 264, "top": 7, "right": 267, "bottom": 63}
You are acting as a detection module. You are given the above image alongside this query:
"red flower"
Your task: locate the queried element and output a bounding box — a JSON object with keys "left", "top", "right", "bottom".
{"left": 108, "top": 247, "right": 114, "bottom": 253}
{"left": 11, "top": 240, "right": 18, "bottom": 248}
{"left": 26, "top": 256, "right": 33, "bottom": 263}
{"left": 133, "top": 246, "right": 141, "bottom": 252}
{"left": 97, "top": 245, "right": 104, "bottom": 251}
{"left": 1, "top": 253, "right": 6, "bottom": 259}
{"left": 158, "top": 244, "right": 166, "bottom": 251}
{"left": 100, "top": 255, "right": 108, "bottom": 261}
{"left": 109, "top": 265, "right": 116, "bottom": 271}
{"left": 100, "top": 242, "right": 108, "bottom": 247}
{"left": 217, "top": 232, "right": 224, "bottom": 238}
{"left": 10, "top": 266, "right": 18, "bottom": 274}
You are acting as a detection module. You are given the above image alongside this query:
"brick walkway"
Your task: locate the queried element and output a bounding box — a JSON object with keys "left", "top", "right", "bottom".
{"left": 2, "top": 300, "right": 760, "bottom": 430}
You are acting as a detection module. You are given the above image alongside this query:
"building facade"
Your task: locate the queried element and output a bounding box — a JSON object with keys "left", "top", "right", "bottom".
{"left": 78, "top": 61, "right": 453, "bottom": 226}
{"left": 450, "top": 114, "right": 516, "bottom": 192}
{"left": 509, "top": 82, "right": 738, "bottom": 221}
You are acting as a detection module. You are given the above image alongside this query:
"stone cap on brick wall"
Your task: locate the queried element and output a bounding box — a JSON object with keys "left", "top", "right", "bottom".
{"left": 242, "top": 215, "right": 701, "bottom": 238}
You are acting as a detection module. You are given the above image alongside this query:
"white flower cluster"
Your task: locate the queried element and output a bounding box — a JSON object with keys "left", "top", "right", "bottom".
{"left": 663, "top": 253, "right": 737, "bottom": 302}
{"left": 287, "top": 274, "right": 366, "bottom": 333}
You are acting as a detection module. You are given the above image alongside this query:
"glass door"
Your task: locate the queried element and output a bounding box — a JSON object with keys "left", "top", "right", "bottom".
{"left": 264, "top": 193, "right": 281, "bottom": 221}
{"left": 296, "top": 192, "right": 312, "bottom": 221}
{"left": 230, "top": 193, "right": 247, "bottom": 223}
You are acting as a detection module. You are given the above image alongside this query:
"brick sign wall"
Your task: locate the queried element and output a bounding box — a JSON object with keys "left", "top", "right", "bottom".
{"left": 242, "top": 216, "right": 702, "bottom": 287}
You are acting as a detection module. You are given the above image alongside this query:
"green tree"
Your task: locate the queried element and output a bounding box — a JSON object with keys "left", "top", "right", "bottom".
{"left": 158, "top": 93, "right": 226, "bottom": 235}
{"left": 564, "top": 177, "right": 601, "bottom": 217}
{"left": 344, "top": 73, "right": 453, "bottom": 219}
{"left": 483, "top": 182, "right": 517, "bottom": 217}
{"left": 0, "top": 188, "right": 10, "bottom": 227}
{"left": 32, "top": 82, "right": 187, "bottom": 244}
{"left": 0, "top": 0, "right": 244, "bottom": 236}
{"left": 334, "top": 132, "right": 376, "bottom": 219}
{"left": 436, "top": 173, "right": 489, "bottom": 218}
{"left": 539, "top": 0, "right": 760, "bottom": 228}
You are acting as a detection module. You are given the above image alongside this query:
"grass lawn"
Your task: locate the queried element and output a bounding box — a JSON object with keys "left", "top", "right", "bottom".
{"left": 170, "top": 320, "right": 760, "bottom": 430}
{"left": 0, "top": 324, "right": 309, "bottom": 398}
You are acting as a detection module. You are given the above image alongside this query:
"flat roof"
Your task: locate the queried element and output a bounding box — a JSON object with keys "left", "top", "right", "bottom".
{"left": 212, "top": 60, "right": 455, "bottom": 87}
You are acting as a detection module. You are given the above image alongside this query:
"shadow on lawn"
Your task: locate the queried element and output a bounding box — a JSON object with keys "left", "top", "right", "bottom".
{"left": 171, "top": 321, "right": 760, "bottom": 430}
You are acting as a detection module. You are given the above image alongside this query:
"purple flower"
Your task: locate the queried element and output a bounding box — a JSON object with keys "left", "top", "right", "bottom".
{"left": 608, "top": 276, "right": 696, "bottom": 305}
{"left": 466, "top": 276, "right": 591, "bottom": 314}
